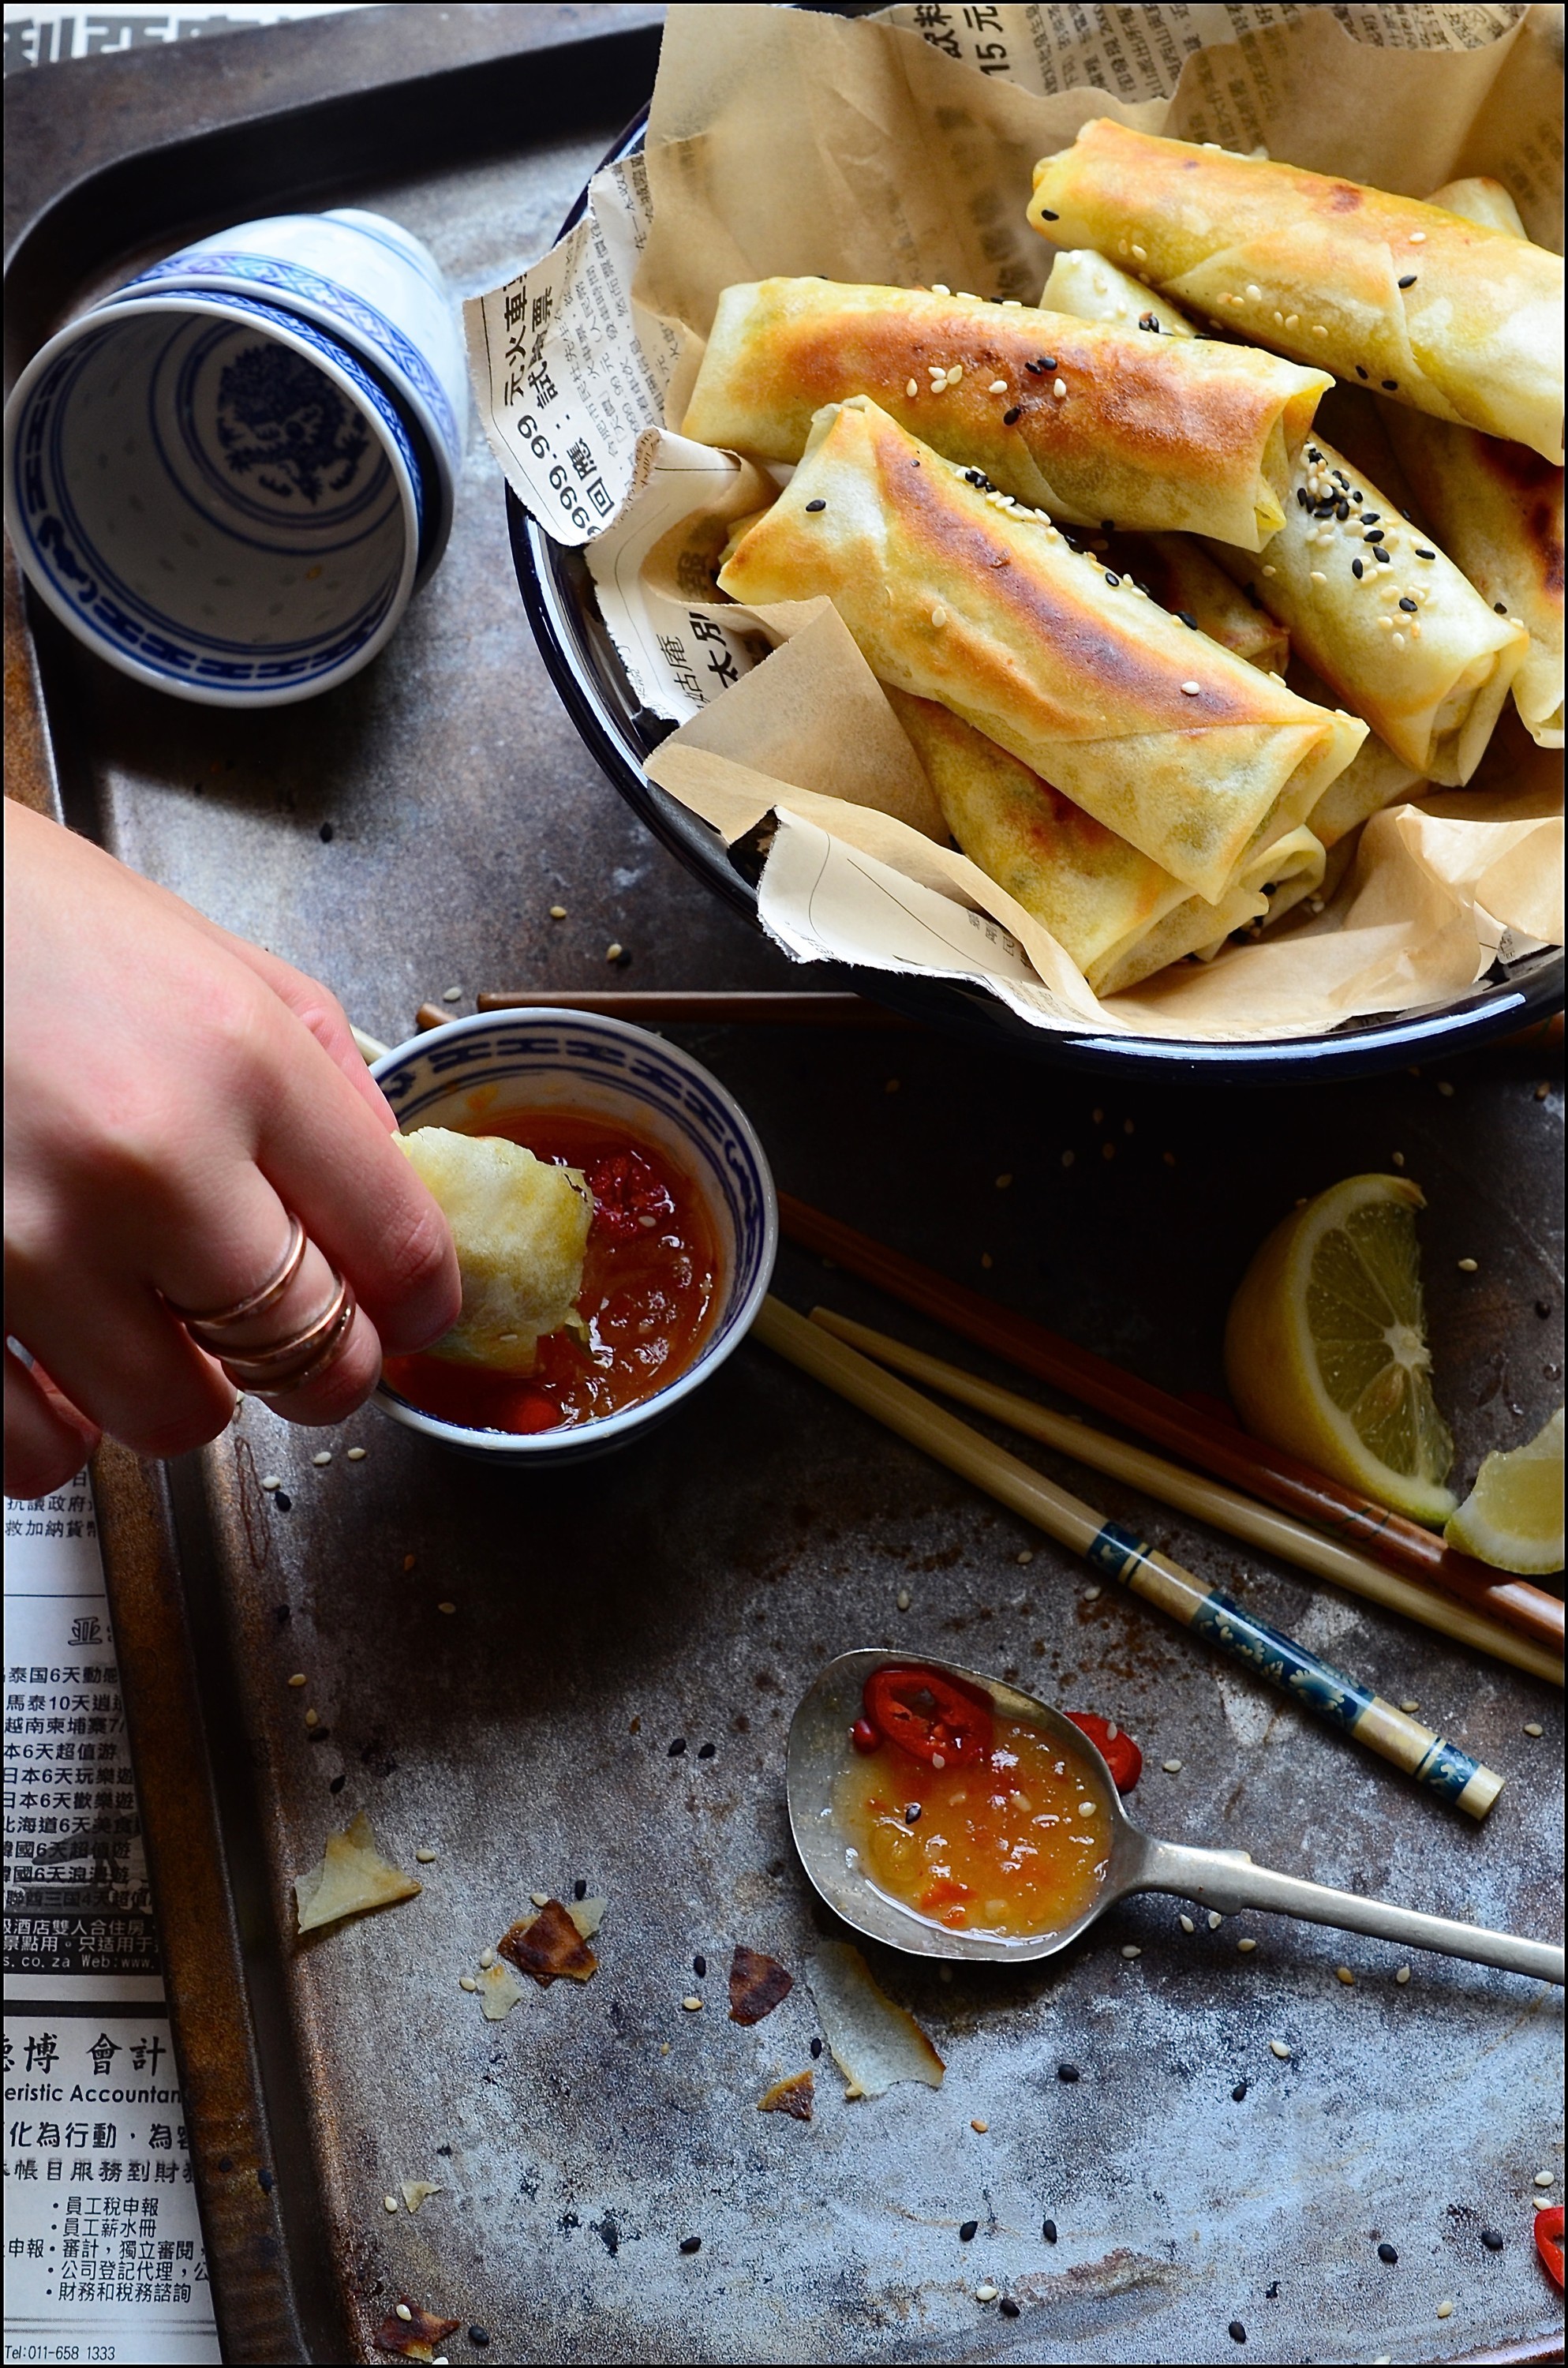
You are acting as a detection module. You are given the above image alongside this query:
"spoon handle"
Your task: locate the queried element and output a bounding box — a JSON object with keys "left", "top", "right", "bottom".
{"left": 1135, "top": 1838, "right": 1564, "bottom": 1984}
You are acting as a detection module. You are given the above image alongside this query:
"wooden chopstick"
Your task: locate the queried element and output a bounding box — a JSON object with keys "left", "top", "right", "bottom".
{"left": 779, "top": 1193, "right": 1561, "bottom": 1653}
{"left": 812, "top": 1307, "right": 1562, "bottom": 1687}
{"left": 754, "top": 1298, "right": 1506, "bottom": 1817}
{"left": 436, "top": 991, "right": 916, "bottom": 1028}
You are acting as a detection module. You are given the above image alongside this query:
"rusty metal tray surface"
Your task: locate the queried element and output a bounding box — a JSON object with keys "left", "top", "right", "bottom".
{"left": 5, "top": 9, "right": 1565, "bottom": 2364}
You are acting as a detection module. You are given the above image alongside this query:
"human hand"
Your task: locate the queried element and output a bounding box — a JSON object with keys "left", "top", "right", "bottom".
{"left": 3, "top": 801, "right": 459, "bottom": 1500}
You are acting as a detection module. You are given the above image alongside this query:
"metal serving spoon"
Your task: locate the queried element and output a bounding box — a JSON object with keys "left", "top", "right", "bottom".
{"left": 786, "top": 1652, "right": 1564, "bottom": 1984}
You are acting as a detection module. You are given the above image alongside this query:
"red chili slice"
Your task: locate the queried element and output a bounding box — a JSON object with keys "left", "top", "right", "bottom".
{"left": 1065, "top": 1711, "right": 1143, "bottom": 1793}
{"left": 1536, "top": 2205, "right": 1565, "bottom": 2288}
{"left": 863, "top": 1665, "right": 994, "bottom": 1768}
{"left": 587, "top": 1149, "right": 675, "bottom": 1242}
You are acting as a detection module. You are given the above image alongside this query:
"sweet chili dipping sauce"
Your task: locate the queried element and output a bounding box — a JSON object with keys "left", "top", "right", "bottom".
{"left": 833, "top": 1665, "right": 1111, "bottom": 1941}
{"left": 382, "top": 1112, "right": 720, "bottom": 1434}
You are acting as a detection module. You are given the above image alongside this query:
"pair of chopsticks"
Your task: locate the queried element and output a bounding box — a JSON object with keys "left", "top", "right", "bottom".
{"left": 779, "top": 1194, "right": 1563, "bottom": 1665}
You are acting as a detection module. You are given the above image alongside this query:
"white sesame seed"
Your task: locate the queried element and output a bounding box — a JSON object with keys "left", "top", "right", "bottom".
{"left": 1120, "top": 1943, "right": 1140, "bottom": 1958}
{"left": 682, "top": 1995, "right": 703, "bottom": 2011}
{"left": 312, "top": 1450, "right": 332, "bottom": 1467}
{"left": 1162, "top": 1759, "right": 1182, "bottom": 1774}
{"left": 975, "top": 2284, "right": 999, "bottom": 2302}
{"left": 931, "top": 283, "right": 951, "bottom": 296}
{"left": 945, "top": 365, "right": 964, "bottom": 388}
{"left": 971, "top": 2117, "right": 989, "bottom": 2133}
{"left": 1437, "top": 1080, "right": 1455, "bottom": 1097}
{"left": 1083, "top": 1585, "right": 1101, "bottom": 1602}
{"left": 384, "top": 2194, "right": 400, "bottom": 2213}
{"left": 1525, "top": 1722, "right": 1544, "bottom": 1737}
{"left": 1180, "top": 1914, "right": 1196, "bottom": 1933}
{"left": 438, "top": 1601, "right": 457, "bottom": 1615}
{"left": 1244, "top": 283, "right": 1260, "bottom": 299}
{"left": 1537, "top": 2194, "right": 1558, "bottom": 2211}
{"left": 479, "top": 1948, "right": 495, "bottom": 1968}
{"left": 1435, "top": 2300, "right": 1453, "bottom": 2318}
{"left": 1016, "top": 1549, "right": 1035, "bottom": 1565}
{"left": 1208, "top": 1912, "right": 1222, "bottom": 1930}
{"left": 1132, "top": 245, "right": 1147, "bottom": 262}
{"left": 1237, "top": 1938, "right": 1257, "bottom": 1953}
{"left": 1310, "top": 571, "right": 1327, "bottom": 584}
{"left": 346, "top": 1446, "right": 366, "bottom": 1460}
{"left": 396, "top": 2302, "right": 414, "bottom": 2319}
{"left": 415, "top": 1848, "right": 438, "bottom": 1863}
{"left": 287, "top": 1673, "right": 307, "bottom": 1688}
{"left": 261, "top": 1474, "right": 283, "bottom": 1492}
{"left": 1390, "top": 1152, "right": 1405, "bottom": 1167}
{"left": 906, "top": 377, "right": 919, "bottom": 398}
{"left": 1409, "top": 231, "right": 1426, "bottom": 244}
{"left": 1457, "top": 1258, "right": 1478, "bottom": 1272}
{"left": 1080, "top": 1800, "right": 1098, "bottom": 1817}
{"left": 1262, "top": 564, "right": 1276, "bottom": 576}
{"left": 1269, "top": 2040, "right": 1291, "bottom": 2059}
{"left": 549, "top": 904, "right": 567, "bottom": 918}
{"left": 1053, "top": 377, "right": 1067, "bottom": 399}
{"left": 1395, "top": 1965, "right": 1411, "bottom": 1984}
{"left": 458, "top": 1974, "right": 478, "bottom": 1991}
{"left": 605, "top": 942, "right": 623, "bottom": 962}
{"left": 1285, "top": 313, "right": 1299, "bottom": 328}
{"left": 1312, "top": 324, "right": 1327, "bottom": 337}
{"left": 896, "top": 1588, "right": 911, "bottom": 1611}
{"left": 304, "top": 1709, "right": 319, "bottom": 1728}
{"left": 1378, "top": 616, "right": 1393, "bottom": 631}
{"left": 988, "top": 378, "right": 1009, "bottom": 395}
{"left": 1180, "top": 681, "right": 1201, "bottom": 695}
{"left": 442, "top": 987, "right": 462, "bottom": 1003}
{"left": 980, "top": 1252, "right": 994, "bottom": 1270}
{"left": 1392, "top": 631, "right": 1405, "bottom": 646}
{"left": 1398, "top": 1699, "right": 1420, "bottom": 1714}
{"left": 996, "top": 1172, "right": 1013, "bottom": 1189}
{"left": 931, "top": 605, "right": 947, "bottom": 628}
{"left": 1273, "top": 310, "right": 1283, "bottom": 324}
{"left": 1534, "top": 2171, "right": 1556, "bottom": 2187}
{"left": 1335, "top": 1966, "right": 1356, "bottom": 1984}
{"left": 530, "top": 1891, "right": 550, "bottom": 1908}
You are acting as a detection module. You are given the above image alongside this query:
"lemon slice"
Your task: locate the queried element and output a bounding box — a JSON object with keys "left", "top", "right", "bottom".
{"left": 1444, "top": 1408, "right": 1565, "bottom": 1574}
{"left": 1223, "top": 1174, "right": 1456, "bottom": 1525}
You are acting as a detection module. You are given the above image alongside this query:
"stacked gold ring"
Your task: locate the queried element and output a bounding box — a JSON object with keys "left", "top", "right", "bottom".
{"left": 166, "top": 1215, "right": 357, "bottom": 1400}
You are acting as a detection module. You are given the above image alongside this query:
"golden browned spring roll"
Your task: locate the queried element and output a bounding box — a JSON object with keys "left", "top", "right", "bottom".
{"left": 682, "top": 277, "right": 1331, "bottom": 550}
{"left": 1371, "top": 181, "right": 1564, "bottom": 749}
{"left": 1205, "top": 437, "right": 1526, "bottom": 785}
{"left": 1028, "top": 121, "right": 1564, "bottom": 463}
{"left": 1036, "top": 251, "right": 1196, "bottom": 337}
{"left": 717, "top": 397, "right": 1364, "bottom": 903}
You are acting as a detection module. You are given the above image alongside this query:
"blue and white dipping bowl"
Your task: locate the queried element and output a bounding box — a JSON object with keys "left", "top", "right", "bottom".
{"left": 370, "top": 1012, "right": 780, "bottom": 1467}
{"left": 3, "top": 210, "right": 466, "bottom": 706}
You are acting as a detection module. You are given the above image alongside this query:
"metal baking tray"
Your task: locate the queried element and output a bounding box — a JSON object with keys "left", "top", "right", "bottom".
{"left": 6, "top": 8, "right": 1564, "bottom": 2362}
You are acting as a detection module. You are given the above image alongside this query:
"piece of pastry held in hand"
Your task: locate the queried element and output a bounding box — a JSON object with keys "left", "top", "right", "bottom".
{"left": 1027, "top": 121, "right": 1564, "bottom": 465}
{"left": 1203, "top": 437, "right": 1527, "bottom": 785}
{"left": 396, "top": 1128, "right": 591, "bottom": 1372}
{"left": 682, "top": 278, "right": 1331, "bottom": 551}
{"left": 889, "top": 691, "right": 1319, "bottom": 996}
{"left": 716, "top": 398, "right": 1364, "bottom": 905}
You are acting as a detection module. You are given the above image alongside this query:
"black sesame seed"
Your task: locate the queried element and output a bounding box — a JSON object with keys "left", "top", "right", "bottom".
{"left": 1399, "top": 508, "right": 1412, "bottom": 520}
{"left": 1375, "top": 546, "right": 1390, "bottom": 562}
{"left": 274, "top": 1491, "right": 291, "bottom": 1512}
{"left": 470, "top": 2330, "right": 492, "bottom": 2348}
{"left": 960, "top": 2220, "right": 979, "bottom": 2242}
{"left": 1415, "top": 547, "right": 1435, "bottom": 559}
{"left": 805, "top": 498, "right": 826, "bottom": 513}
{"left": 1003, "top": 406, "right": 1021, "bottom": 425}
{"left": 1038, "top": 357, "right": 1057, "bottom": 371}
{"left": 1333, "top": 470, "right": 1349, "bottom": 488}
{"left": 1024, "top": 359, "right": 1043, "bottom": 374}
{"left": 319, "top": 822, "right": 335, "bottom": 843}
{"left": 1537, "top": 1299, "right": 1553, "bottom": 1318}
{"left": 1352, "top": 558, "right": 1364, "bottom": 578}
{"left": 1038, "top": 208, "right": 1059, "bottom": 222}
{"left": 1177, "top": 609, "right": 1197, "bottom": 629}
{"left": 679, "top": 2235, "right": 702, "bottom": 2254}
{"left": 1229, "top": 2322, "right": 1247, "bottom": 2344}
{"left": 1495, "top": 600, "right": 1509, "bottom": 613}
{"left": 573, "top": 1878, "right": 588, "bottom": 1900}
{"left": 1000, "top": 2298, "right": 1021, "bottom": 2317}
{"left": 1232, "top": 2080, "right": 1248, "bottom": 2101}
{"left": 810, "top": 2036, "right": 823, "bottom": 2059}
{"left": 1101, "top": 519, "right": 1115, "bottom": 533}
{"left": 694, "top": 1954, "right": 707, "bottom": 1978}
{"left": 1360, "top": 511, "right": 1380, "bottom": 524}
{"left": 273, "top": 1604, "right": 291, "bottom": 1624}
{"left": 1481, "top": 2229, "right": 1505, "bottom": 2251}
{"left": 1382, "top": 378, "right": 1398, "bottom": 391}
{"left": 1265, "top": 2283, "right": 1278, "bottom": 2300}
{"left": 1296, "top": 488, "right": 1308, "bottom": 510}
{"left": 1399, "top": 597, "right": 1417, "bottom": 612}
{"left": 1336, "top": 500, "right": 1349, "bottom": 519}
{"left": 1398, "top": 274, "right": 1417, "bottom": 289}
{"left": 1042, "top": 2218, "right": 1058, "bottom": 2243}
{"left": 1378, "top": 2242, "right": 1398, "bottom": 2264}
{"left": 307, "top": 1725, "right": 329, "bottom": 1743}
{"left": 1105, "top": 571, "right": 1120, "bottom": 586}
{"left": 1057, "top": 2063, "right": 1081, "bottom": 2082}
{"left": 329, "top": 1772, "right": 346, "bottom": 1793}
{"left": 904, "top": 1801, "right": 922, "bottom": 1823}
{"left": 1140, "top": 313, "right": 1160, "bottom": 332}
{"left": 1364, "top": 531, "right": 1384, "bottom": 544}
{"left": 668, "top": 1737, "right": 687, "bottom": 1755}
{"left": 257, "top": 2167, "right": 275, "bottom": 2192}
{"left": 1356, "top": 364, "right": 1369, "bottom": 379}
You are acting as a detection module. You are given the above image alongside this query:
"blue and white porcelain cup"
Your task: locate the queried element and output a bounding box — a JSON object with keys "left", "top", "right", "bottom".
{"left": 5, "top": 290, "right": 425, "bottom": 706}
{"left": 99, "top": 210, "right": 466, "bottom": 586}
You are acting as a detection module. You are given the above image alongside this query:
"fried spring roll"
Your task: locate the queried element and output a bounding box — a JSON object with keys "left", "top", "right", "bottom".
{"left": 683, "top": 277, "right": 1331, "bottom": 551}
{"left": 1369, "top": 180, "right": 1565, "bottom": 749}
{"left": 1036, "top": 251, "right": 1196, "bottom": 337}
{"left": 717, "top": 398, "right": 1364, "bottom": 903}
{"left": 1027, "top": 121, "right": 1564, "bottom": 464}
{"left": 1108, "top": 532, "right": 1289, "bottom": 676}
{"left": 1205, "top": 437, "right": 1527, "bottom": 785}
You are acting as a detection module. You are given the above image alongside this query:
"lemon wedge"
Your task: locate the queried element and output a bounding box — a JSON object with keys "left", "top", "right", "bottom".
{"left": 1224, "top": 1174, "right": 1456, "bottom": 1525}
{"left": 1444, "top": 1408, "right": 1565, "bottom": 1574}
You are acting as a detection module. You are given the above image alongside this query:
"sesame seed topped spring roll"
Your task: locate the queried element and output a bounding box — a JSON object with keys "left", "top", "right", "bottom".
{"left": 1204, "top": 437, "right": 1528, "bottom": 785}
{"left": 1027, "top": 121, "right": 1565, "bottom": 464}
{"left": 1036, "top": 251, "right": 1196, "bottom": 339}
{"left": 682, "top": 277, "right": 1331, "bottom": 551}
{"left": 717, "top": 397, "right": 1364, "bottom": 904}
